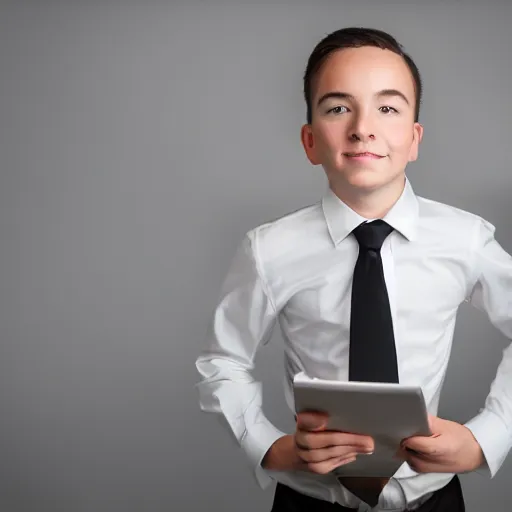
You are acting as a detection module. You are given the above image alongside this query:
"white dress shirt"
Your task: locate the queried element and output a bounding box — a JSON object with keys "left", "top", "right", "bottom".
{"left": 195, "top": 177, "right": 512, "bottom": 512}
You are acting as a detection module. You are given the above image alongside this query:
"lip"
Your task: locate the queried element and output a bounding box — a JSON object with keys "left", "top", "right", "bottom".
{"left": 343, "top": 152, "right": 385, "bottom": 160}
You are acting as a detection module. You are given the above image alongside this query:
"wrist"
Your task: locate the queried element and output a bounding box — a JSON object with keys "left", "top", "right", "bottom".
{"left": 261, "top": 434, "right": 295, "bottom": 471}
{"left": 463, "top": 426, "right": 485, "bottom": 471}
{"left": 471, "top": 446, "right": 486, "bottom": 472}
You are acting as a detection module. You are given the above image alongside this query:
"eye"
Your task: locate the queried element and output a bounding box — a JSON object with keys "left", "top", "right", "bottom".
{"left": 379, "top": 106, "right": 398, "bottom": 114}
{"left": 327, "top": 105, "right": 349, "bottom": 115}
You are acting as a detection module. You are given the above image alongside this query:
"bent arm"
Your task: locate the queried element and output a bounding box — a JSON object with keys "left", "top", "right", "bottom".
{"left": 465, "top": 218, "right": 512, "bottom": 477}
{"left": 195, "top": 232, "right": 286, "bottom": 488}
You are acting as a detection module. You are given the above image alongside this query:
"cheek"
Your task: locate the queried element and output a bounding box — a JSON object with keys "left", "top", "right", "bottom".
{"left": 386, "top": 125, "right": 415, "bottom": 156}
{"left": 318, "top": 117, "right": 349, "bottom": 142}
{"left": 320, "top": 125, "right": 342, "bottom": 148}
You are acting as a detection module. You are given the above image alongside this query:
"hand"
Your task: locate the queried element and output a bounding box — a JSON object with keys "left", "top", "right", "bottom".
{"left": 399, "top": 415, "right": 485, "bottom": 474}
{"left": 261, "top": 411, "right": 374, "bottom": 474}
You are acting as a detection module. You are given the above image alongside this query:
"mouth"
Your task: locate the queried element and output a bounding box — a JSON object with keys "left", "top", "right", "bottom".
{"left": 343, "top": 152, "right": 385, "bottom": 159}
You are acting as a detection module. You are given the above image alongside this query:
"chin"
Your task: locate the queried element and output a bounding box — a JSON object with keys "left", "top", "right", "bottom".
{"left": 343, "top": 170, "right": 393, "bottom": 191}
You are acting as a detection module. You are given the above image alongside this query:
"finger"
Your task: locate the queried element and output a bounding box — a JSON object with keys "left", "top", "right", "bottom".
{"left": 296, "top": 411, "right": 328, "bottom": 431}
{"left": 402, "top": 435, "right": 437, "bottom": 457}
{"left": 297, "top": 445, "right": 358, "bottom": 464}
{"left": 428, "top": 414, "right": 443, "bottom": 435}
{"left": 296, "top": 430, "right": 374, "bottom": 452}
{"left": 404, "top": 452, "right": 435, "bottom": 474}
{"left": 307, "top": 454, "right": 357, "bottom": 475}
{"left": 332, "top": 454, "right": 357, "bottom": 469}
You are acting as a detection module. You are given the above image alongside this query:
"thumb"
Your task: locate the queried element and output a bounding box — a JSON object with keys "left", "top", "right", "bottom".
{"left": 402, "top": 415, "right": 441, "bottom": 454}
{"left": 428, "top": 414, "right": 434, "bottom": 433}
{"left": 402, "top": 431, "right": 436, "bottom": 454}
{"left": 428, "top": 414, "right": 442, "bottom": 436}
{"left": 296, "top": 410, "right": 328, "bottom": 431}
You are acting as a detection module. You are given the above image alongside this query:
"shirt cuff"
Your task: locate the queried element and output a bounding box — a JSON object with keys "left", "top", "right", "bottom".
{"left": 240, "top": 410, "right": 287, "bottom": 489}
{"left": 464, "top": 408, "right": 512, "bottom": 478}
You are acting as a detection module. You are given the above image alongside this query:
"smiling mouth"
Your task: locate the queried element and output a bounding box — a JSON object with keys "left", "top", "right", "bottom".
{"left": 344, "top": 152, "right": 385, "bottom": 158}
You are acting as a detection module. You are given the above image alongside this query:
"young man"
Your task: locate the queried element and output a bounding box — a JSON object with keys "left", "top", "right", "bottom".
{"left": 195, "top": 28, "right": 512, "bottom": 511}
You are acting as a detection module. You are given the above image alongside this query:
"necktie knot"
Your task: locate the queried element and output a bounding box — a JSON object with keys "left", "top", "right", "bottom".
{"left": 352, "top": 220, "right": 393, "bottom": 251}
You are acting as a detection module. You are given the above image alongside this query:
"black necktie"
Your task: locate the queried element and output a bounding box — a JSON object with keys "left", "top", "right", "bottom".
{"left": 349, "top": 220, "right": 398, "bottom": 383}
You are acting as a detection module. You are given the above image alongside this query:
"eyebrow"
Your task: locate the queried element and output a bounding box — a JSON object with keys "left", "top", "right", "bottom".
{"left": 316, "top": 89, "right": 410, "bottom": 108}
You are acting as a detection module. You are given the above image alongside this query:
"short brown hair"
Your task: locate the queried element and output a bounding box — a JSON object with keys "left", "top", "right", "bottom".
{"left": 303, "top": 27, "right": 422, "bottom": 124}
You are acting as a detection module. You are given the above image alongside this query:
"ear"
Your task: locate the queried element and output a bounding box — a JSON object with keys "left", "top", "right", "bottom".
{"left": 408, "top": 122, "right": 424, "bottom": 162}
{"left": 300, "top": 124, "right": 320, "bottom": 165}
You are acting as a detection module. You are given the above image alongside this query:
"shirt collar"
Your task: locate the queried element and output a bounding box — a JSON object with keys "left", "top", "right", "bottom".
{"left": 321, "top": 177, "right": 419, "bottom": 245}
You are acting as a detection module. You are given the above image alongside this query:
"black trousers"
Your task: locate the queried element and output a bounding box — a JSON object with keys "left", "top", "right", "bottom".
{"left": 270, "top": 475, "right": 465, "bottom": 512}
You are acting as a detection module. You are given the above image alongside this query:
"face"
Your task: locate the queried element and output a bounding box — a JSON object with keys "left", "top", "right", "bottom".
{"left": 301, "top": 46, "right": 423, "bottom": 194}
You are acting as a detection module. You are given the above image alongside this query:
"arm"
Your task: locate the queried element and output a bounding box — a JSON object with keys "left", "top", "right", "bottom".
{"left": 402, "top": 217, "right": 512, "bottom": 476}
{"left": 194, "top": 231, "right": 286, "bottom": 489}
{"left": 463, "top": 217, "right": 512, "bottom": 477}
{"left": 196, "top": 231, "right": 380, "bottom": 484}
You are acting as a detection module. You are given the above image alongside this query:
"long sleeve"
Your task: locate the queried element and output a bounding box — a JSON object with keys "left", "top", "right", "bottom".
{"left": 464, "top": 217, "right": 512, "bottom": 477}
{"left": 195, "top": 231, "right": 286, "bottom": 488}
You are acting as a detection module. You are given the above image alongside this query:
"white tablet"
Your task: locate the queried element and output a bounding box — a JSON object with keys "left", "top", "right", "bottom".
{"left": 293, "top": 372, "right": 432, "bottom": 477}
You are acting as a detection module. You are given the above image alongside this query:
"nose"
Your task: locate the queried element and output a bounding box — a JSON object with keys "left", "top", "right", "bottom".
{"left": 348, "top": 112, "right": 376, "bottom": 142}
{"left": 351, "top": 132, "right": 376, "bottom": 142}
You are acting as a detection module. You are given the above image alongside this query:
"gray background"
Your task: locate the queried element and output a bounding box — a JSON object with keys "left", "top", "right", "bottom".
{"left": 1, "top": 1, "right": 511, "bottom": 511}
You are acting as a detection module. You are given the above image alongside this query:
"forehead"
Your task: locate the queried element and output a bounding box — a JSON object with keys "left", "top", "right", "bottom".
{"left": 312, "top": 46, "right": 416, "bottom": 104}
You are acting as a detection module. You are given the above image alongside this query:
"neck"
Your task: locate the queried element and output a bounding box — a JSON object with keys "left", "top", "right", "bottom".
{"left": 329, "top": 175, "right": 406, "bottom": 219}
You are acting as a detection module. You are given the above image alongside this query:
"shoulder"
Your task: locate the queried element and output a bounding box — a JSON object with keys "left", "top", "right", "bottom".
{"left": 416, "top": 195, "right": 495, "bottom": 237}
{"left": 245, "top": 200, "right": 327, "bottom": 262}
